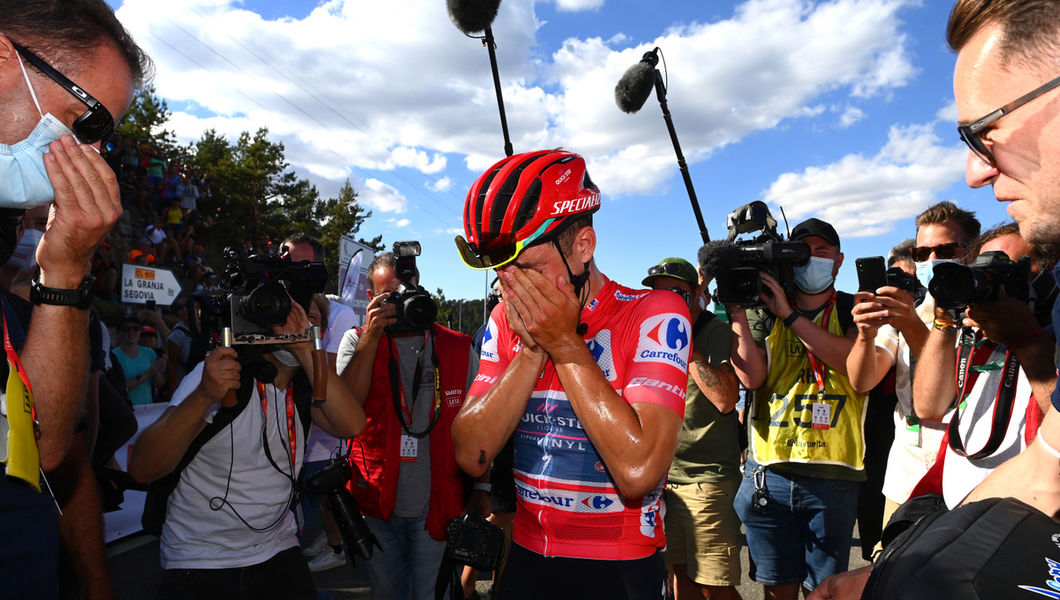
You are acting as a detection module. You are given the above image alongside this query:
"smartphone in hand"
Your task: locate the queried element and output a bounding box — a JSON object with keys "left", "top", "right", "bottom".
{"left": 856, "top": 256, "right": 887, "bottom": 293}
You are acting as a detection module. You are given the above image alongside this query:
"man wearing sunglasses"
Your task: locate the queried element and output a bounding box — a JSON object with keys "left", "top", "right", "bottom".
{"left": 810, "top": 2, "right": 1060, "bottom": 598}
{"left": 643, "top": 257, "right": 743, "bottom": 600}
{"left": 452, "top": 149, "right": 690, "bottom": 600}
{"left": 0, "top": 2, "right": 150, "bottom": 599}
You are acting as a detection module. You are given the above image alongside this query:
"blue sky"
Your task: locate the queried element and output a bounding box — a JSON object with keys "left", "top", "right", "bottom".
{"left": 108, "top": 0, "right": 1006, "bottom": 302}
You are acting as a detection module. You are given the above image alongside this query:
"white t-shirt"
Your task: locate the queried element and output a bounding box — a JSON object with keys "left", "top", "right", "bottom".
{"left": 304, "top": 299, "right": 359, "bottom": 462}
{"left": 160, "top": 362, "right": 306, "bottom": 569}
{"left": 941, "top": 340, "right": 1033, "bottom": 508}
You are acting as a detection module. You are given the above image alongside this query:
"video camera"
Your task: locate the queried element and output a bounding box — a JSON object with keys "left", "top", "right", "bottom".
{"left": 711, "top": 201, "right": 810, "bottom": 308}
{"left": 305, "top": 456, "right": 380, "bottom": 563}
{"left": 384, "top": 241, "right": 438, "bottom": 334}
{"left": 929, "top": 250, "right": 1031, "bottom": 311}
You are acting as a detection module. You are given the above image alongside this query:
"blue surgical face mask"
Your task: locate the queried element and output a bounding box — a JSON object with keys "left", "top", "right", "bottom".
{"left": 794, "top": 256, "right": 835, "bottom": 294}
{"left": 0, "top": 48, "right": 77, "bottom": 209}
{"left": 915, "top": 258, "right": 957, "bottom": 290}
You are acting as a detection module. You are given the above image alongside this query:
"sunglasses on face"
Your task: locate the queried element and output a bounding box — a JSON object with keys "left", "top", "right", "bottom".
{"left": 958, "top": 73, "right": 1060, "bottom": 168}
{"left": 120, "top": 326, "right": 140, "bottom": 333}
{"left": 665, "top": 287, "right": 691, "bottom": 304}
{"left": 11, "top": 41, "right": 115, "bottom": 144}
{"left": 909, "top": 242, "right": 968, "bottom": 262}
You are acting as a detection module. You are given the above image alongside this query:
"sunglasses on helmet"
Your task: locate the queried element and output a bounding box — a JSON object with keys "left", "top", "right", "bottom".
{"left": 455, "top": 218, "right": 561, "bottom": 271}
{"left": 11, "top": 41, "right": 115, "bottom": 144}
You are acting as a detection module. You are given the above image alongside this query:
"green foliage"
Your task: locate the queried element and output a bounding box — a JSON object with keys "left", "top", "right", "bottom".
{"left": 432, "top": 288, "right": 486, "bottom": 336}
{"left": 115, "top": 85, "right": 178, "bottom": 156}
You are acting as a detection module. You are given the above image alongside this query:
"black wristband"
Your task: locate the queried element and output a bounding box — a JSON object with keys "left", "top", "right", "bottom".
{"left": 30, "top": 275, "right": 96, "bottom": 309}
{"left": 782, "top": 311, "right": 801, "bottom": 327}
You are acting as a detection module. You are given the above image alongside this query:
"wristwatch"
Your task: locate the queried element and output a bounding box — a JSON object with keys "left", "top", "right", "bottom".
{"left": 29, "top": 275, "right": 96, "bottom": 309}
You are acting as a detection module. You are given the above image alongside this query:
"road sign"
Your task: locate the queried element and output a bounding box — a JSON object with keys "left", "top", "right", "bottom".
{"left": 120, "top": 263, "right": 182, "bottom": 305}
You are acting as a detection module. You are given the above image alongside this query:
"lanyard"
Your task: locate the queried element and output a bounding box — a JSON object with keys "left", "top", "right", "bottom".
{"left": 3, "top": 311, "right": 33, "bottom": 428}
{"left": 257, "top": 381, "right": 297, "bottom": 476}
{"left": 388, "top": 332, "right": 442, "bottom": 438}
{"left": 948, "top": 328, "right": 1021, "bottom": 460}
{"left": 796, "top": 293, "right": 836, "bottom": 399}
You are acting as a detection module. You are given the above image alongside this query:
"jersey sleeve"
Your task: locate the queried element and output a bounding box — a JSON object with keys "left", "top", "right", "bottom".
{"left": 468, "top": 303, "right": 510, "bottom": 397}
{"left": 623, "top": 291, "right": 692, "bottom": 416}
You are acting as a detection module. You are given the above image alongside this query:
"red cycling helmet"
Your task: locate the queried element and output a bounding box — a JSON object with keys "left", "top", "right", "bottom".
{"left": 455, "top": 149, "right": 601, "bottom": 270}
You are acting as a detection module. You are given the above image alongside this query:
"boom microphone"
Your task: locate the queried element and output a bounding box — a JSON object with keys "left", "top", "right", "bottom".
{"left": 447, "top": 0, "right": 501, "bottom": 35}
{"left": 615, "top": 49, "right": 660, "bottom": 114}
{"left": 697, "top": 240, "right": 741, "bottom": 277}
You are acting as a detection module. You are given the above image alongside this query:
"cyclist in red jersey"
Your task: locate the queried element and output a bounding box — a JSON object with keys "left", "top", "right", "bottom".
{"left": 452, "top": 149, "right": 691, "bottom": 600}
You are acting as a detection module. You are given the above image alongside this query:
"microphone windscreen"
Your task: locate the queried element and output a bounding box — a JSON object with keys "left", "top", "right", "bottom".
{"left": 698, "top": 241, "right": 741, "bottom": 277}
{"left": 614, "top": 61, "right": 657, "bottom": 114}
{"left": 447, "top": 0, "right": 502, "bottom": 35}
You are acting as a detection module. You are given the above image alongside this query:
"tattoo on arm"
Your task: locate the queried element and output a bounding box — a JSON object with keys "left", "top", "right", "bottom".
{"left": 696, "top": 362, "right": 723, "bottom": 388}
{"left": 479, "top": 450, "right": 486, "bottom": 466}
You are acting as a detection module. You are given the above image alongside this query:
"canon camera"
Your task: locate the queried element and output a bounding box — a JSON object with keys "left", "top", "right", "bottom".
{"left": 384, "top": 241, "right": 437, "bottom": 334}
{"left": 929, "top": 250, "right": 1031, "bottom": 311}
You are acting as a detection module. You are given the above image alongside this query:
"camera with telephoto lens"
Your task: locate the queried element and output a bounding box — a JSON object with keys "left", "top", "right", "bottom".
{"left": 305, "top": 456, "right": 380, "bottom": 562}
{"left": 384, "top": 241, "right": 438, "bottom": 334}
{"left": 711, "top": 201, "right": 811, "bottom": 308}
{"left": 929, "top": 250, "right": 1031, "bottom": 311}
{"left": 221, "top": 246, "right": 328, "bottom": 336}
{"left": 444, "top": 512, "right": 505, "bottom": 571}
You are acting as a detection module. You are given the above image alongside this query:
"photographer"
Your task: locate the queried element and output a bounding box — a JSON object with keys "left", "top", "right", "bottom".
{"left": 127, "top": 296, "right": 365, "bottom": 600}
{"left": 337, "top": 249, "right": 479, "bottom": 600}
{"left": 910, "top": 223, "right": 1057, "bottom": 507}
{"left": 728, "top": 218, "right": 865, "bottom": 599}
{"left": 644, "top": 257, "right": 742, "bottom": 600}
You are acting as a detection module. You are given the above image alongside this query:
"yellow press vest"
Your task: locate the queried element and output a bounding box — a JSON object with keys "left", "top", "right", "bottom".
{"left": 748, "top": 303, "right": 866, "bottom": 472}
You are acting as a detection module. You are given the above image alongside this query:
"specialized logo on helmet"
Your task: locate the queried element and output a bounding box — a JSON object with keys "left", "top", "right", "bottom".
{"left": 634, "top": 313, "right": 691, "bottom": 370}
{"left": 549, "top": 192, "right": 601, "bottom": 216}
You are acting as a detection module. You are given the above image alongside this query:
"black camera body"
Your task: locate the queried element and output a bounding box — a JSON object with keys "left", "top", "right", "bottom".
{"left": 222, "top": 247, "right": 328, "bottom": 335}
{"left": 929, "top": 250, "right": 1031, "bottom": 311}
{"left": 444, "top": 512, "right": 505, "bottom": 572}
{"left": 305, "top": 456, "right": 380, "bottom": 562}
{"left": 384, "top": 241, "right": 438, "bottom": 334}
{"left": 713, "top": 201, "right": 810, "bottom": 308}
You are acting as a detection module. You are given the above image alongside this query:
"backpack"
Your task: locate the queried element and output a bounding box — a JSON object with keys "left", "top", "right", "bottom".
{"left": 140, "top": 369, "right": 313, "bottom": 535}
{"left": 864, "top": 494, "right": 1060, "bottom": 599}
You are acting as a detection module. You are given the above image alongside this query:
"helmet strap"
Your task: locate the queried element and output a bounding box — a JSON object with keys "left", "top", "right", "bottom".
{"left": 552, "top": 239, "right": 591, "bottom": 335}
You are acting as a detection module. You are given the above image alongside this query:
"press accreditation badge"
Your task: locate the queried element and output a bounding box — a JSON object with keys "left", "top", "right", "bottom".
{"left": 812, "top": 403, "right": 830, "bottom": 430}
{"left": 400, "top": 434, "right": 418, "bottom": 462}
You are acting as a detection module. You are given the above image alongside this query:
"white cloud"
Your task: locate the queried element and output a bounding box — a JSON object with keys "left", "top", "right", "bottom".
{"left": 429, "top": 177, "right": 453, "bottom": 192}
{"left": 762, "top": 120, "right": 967, "bottom": 238}
{"left": 838, "top": 106, "right": 867, "bottom": 128}
{"left": 362, "top": 179, "right": 408, "bottom": 213}
{"left": 395, "top": 218, "right": 411, "bottom": 227}
{"left": 116, "top": 0, "right": 921, "bottom": 205}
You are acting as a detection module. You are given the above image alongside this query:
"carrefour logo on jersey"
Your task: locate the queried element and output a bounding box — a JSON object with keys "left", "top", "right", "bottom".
{"left": 514, "top": 482, "right": 623, "bottom": 513}
{"left": 634, "top": 313, "right": 691, "bottom": 370}
{"left": 586, "top": 329, "right": 617, "bottom": 382}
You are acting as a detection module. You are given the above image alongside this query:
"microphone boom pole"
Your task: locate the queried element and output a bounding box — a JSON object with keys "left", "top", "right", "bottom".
{"left": 483, "top": 27, "right": 514, "bottom": 157}
{"left": 652, "top": 69, "right": 709, "bottom": 243}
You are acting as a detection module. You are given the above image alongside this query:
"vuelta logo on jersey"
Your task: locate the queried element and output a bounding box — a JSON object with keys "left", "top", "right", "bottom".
{"left": 586, "top": 329, "right": 616, "bottom": 382}
{"left": 480, "top": 320, "right": 499, "bottom": 362}
{"left": 634, "top": 313, "right": 690, "bottom": 370}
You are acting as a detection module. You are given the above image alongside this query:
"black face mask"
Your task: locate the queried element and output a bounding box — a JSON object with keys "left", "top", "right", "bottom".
{"left": 0, "top": 209, "right": 26, "bottom": 268}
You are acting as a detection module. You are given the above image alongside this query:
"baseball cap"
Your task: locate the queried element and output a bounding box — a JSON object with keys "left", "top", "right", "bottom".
{"left": 141, "top": 325, "right": 157, "bottom": 335}
{"left": 642, "top": 257, "right": 698, "bottom": 287}
{"left": 791, "top": 218, "right": 840, "bottom": 248}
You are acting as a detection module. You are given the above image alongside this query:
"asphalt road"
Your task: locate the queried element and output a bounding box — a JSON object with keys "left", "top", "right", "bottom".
{"left": 106, "top": 530, "right": 870, "bottom": 599}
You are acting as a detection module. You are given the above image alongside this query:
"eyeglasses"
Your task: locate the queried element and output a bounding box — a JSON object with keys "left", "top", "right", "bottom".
{"left": 909, "top": 242, "right": 969, "bottom": 262}
{"left": 11, "top": 41, "right": 115, "bottom": 144}
{"left": 958, "top": 73, "right": 1060, "bottom": 167}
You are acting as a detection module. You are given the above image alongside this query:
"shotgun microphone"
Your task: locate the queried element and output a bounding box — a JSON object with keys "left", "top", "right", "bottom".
{"left": 615, "top": 49, "right": 660, "bottom": 114}
{"left": 447, "top": 0, "right": 502, "bottom": 35}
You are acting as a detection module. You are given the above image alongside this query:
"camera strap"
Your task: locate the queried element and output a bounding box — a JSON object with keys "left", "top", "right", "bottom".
{"left": 388, "top": 332, "right": 442, "bottom": 439}
{"left": 948, "top": 329, "right": 1020, "bottom": 460}
{"left": 257, "top": 381, "right": 298, "bottom": 479}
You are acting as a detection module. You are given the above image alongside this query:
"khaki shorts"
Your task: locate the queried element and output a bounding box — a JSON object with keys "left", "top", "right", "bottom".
{"left": 663, "top": 479, "right": 742, "bottom": 587}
